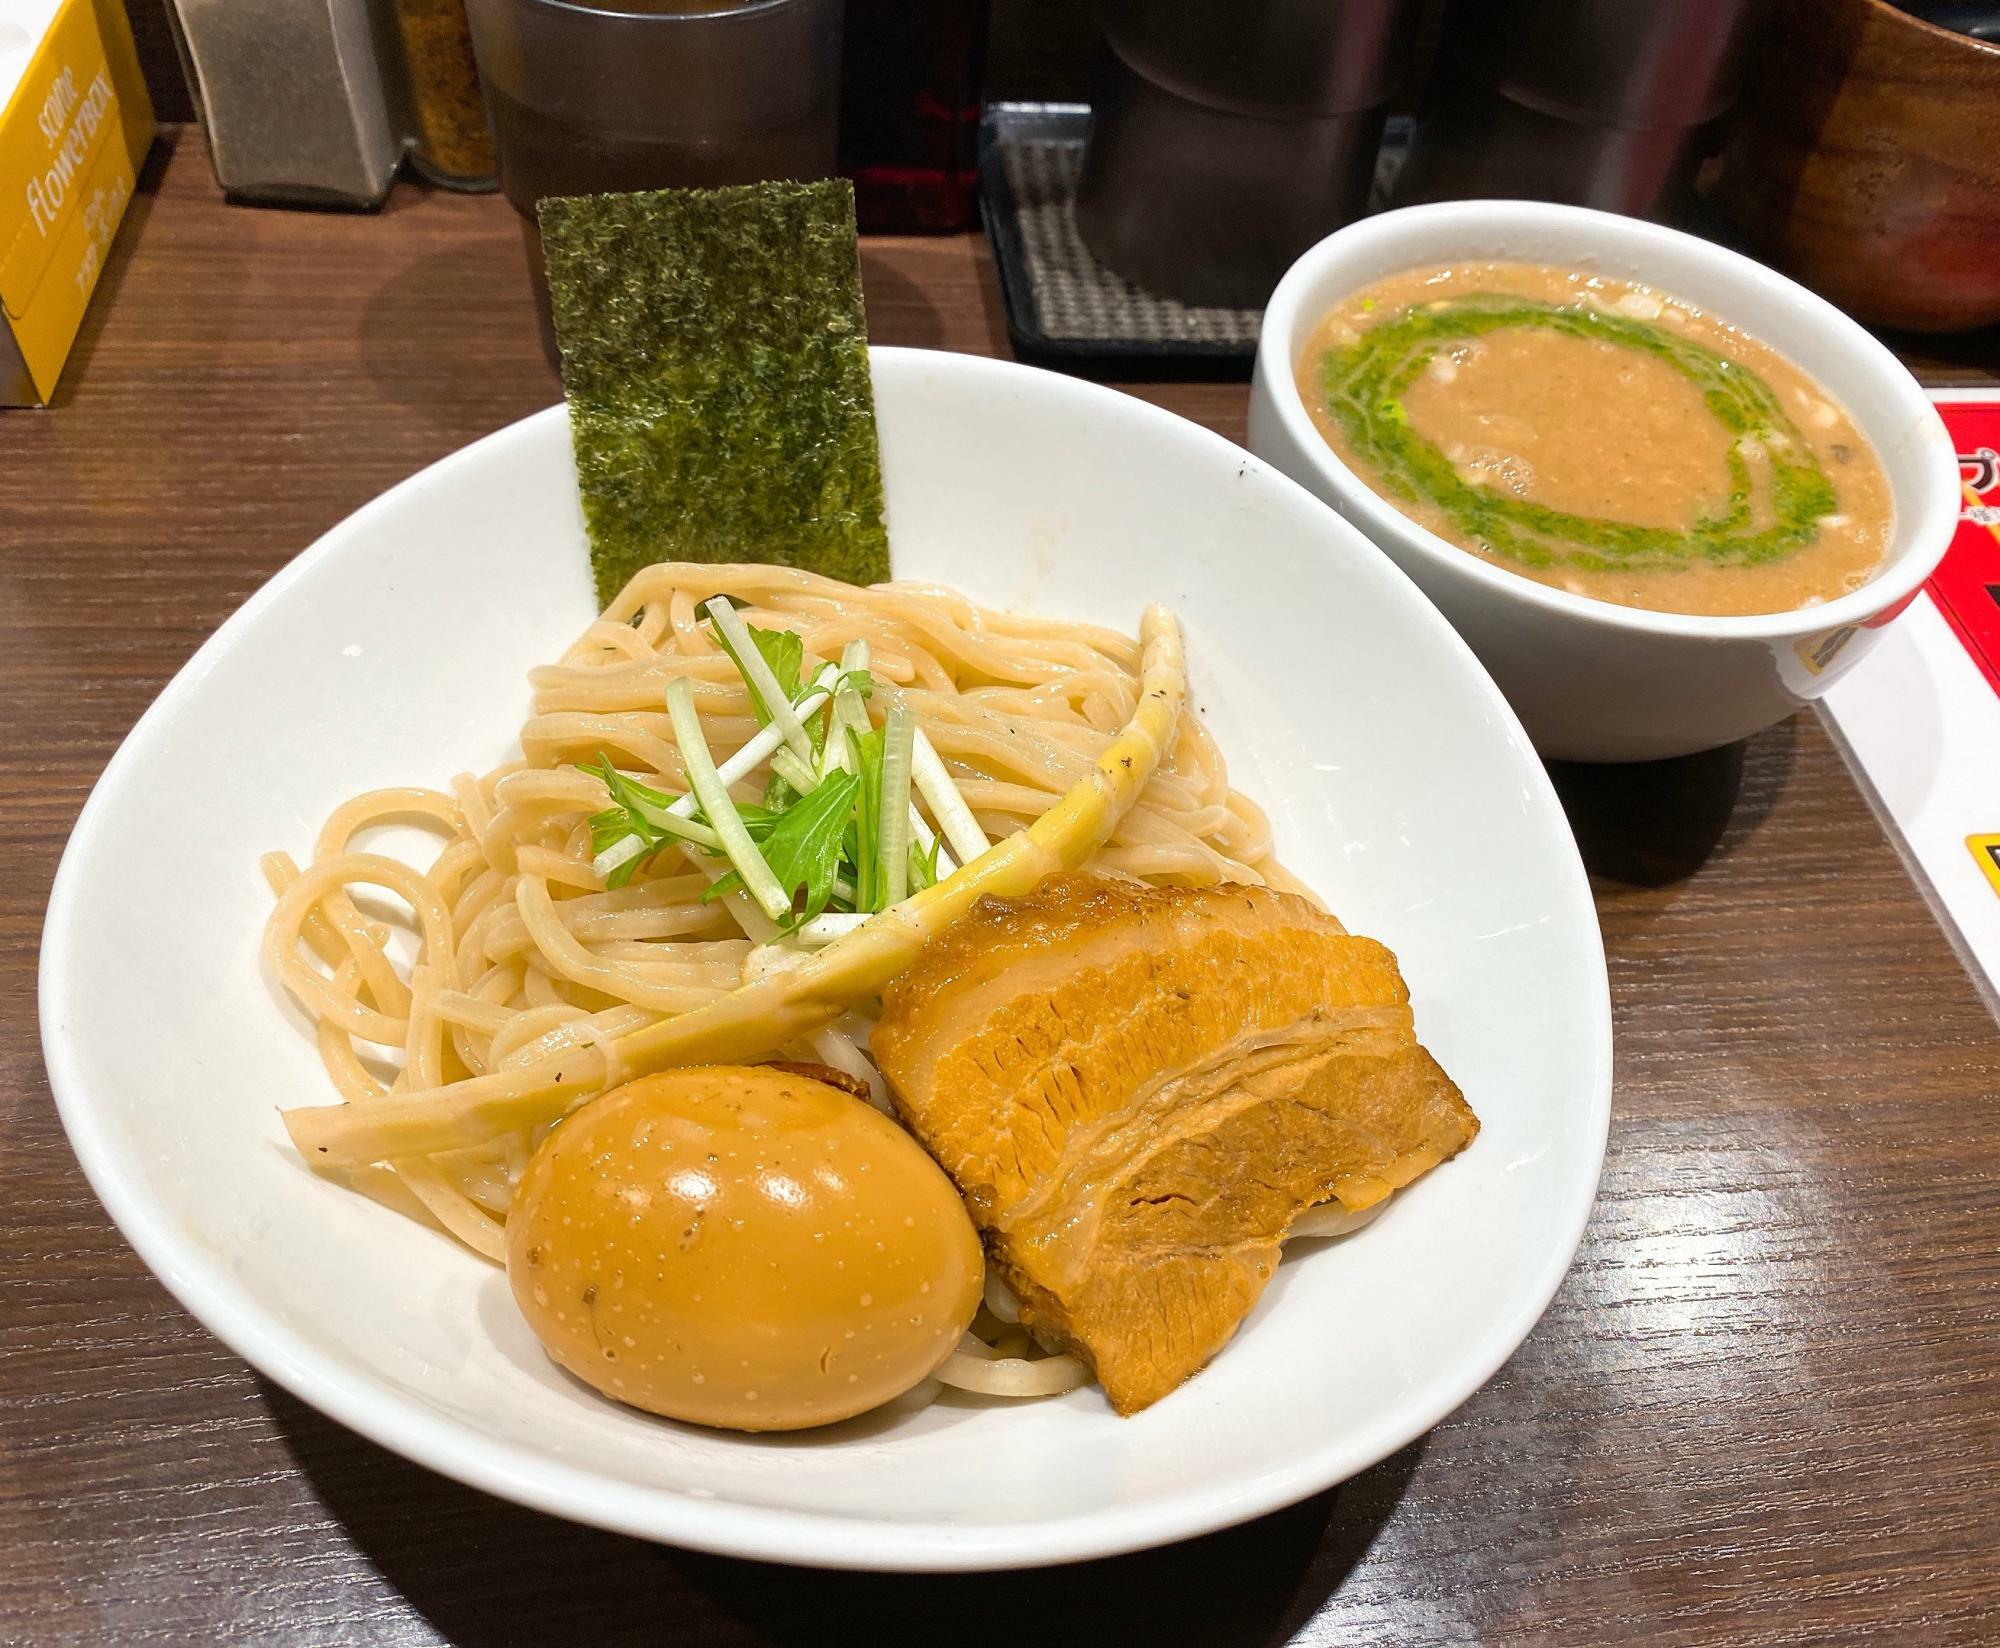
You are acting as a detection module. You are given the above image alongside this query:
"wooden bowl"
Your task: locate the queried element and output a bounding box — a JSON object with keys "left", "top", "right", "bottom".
{"left": 1716, "top": 0, "right": 2000, "bottom": 334}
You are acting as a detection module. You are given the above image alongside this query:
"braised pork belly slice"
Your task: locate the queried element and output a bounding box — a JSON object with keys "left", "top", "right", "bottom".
{"left": 873, "top": 874, "right": 1478, "bottom": 1413}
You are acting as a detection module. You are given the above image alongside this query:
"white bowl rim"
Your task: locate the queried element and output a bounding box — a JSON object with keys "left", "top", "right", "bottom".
{"left": 39, "top": 347, "right": 1613, "bottom": 1571}
{"left": 1256, "top": 198, "right": 1962, "bottom": 643}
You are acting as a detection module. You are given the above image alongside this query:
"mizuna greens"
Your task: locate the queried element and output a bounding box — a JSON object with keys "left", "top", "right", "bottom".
{"left": 583, "top": 600, "right": 969, "bottom": 935}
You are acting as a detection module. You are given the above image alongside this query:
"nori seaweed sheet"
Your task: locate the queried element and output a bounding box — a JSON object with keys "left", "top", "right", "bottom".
{"left": 539, "top": 180, "right": 890, "bottom": 606}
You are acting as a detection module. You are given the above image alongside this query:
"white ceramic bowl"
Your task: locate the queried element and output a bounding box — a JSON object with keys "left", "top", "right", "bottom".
{"left": 1247, "top": 200, "right": 1961, "bottom": 763}
{"left": 41, "top": 348, "right": 1611, "bottom": 1570}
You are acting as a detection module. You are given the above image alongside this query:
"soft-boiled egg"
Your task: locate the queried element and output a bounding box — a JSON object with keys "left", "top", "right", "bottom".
{"left": 506, "top": 1065, "right": 982, "bottom": 1431}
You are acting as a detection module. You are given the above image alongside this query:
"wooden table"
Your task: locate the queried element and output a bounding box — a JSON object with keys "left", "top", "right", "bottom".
{"left": 5, "top": 129, "right": 1998, "bottom": 1647}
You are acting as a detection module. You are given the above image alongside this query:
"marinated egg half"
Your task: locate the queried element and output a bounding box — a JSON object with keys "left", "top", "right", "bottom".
{"left": 506, "top": 1065, "right": 982, "bottom": 1431}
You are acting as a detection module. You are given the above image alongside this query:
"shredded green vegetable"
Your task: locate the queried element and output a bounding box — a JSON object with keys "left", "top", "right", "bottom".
{"left": 665, "top": 677, "right": 791, "bottom": 921}
{"left": 846, "top": 722, "right": 887, "bottom": 914}
{"left": 580, "top": 614, "right": 980, "bottom": 937}
{"left": 703, "top": 769, "right": 858, "bottom": 928}
{"left": 879, "top": 705, "right": 915, "bottom": 908}
{"left": 704, "top": 598, "right": 814, "bottom": 762}
{"left": 585, "top": 756, "right": 725, "bottom": 888}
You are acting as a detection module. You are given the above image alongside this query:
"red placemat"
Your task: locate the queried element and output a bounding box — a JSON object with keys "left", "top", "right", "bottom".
{"left": 1930, "top": 399, "right": 2000, "bottom": 699}
{"left": 1820, "top": 391, "right": 2000, "bottom": 1021}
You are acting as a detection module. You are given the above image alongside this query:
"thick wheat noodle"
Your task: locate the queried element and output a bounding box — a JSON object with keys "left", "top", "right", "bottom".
{"left": 433, "top": 990, "right": 514, "bottom": 1036}
{"left": 449, "top": 960, "right": 523, "bottom": 1076}
{"left": 586, "top": 617, "right": 658, "bottom": 661}
{"left": 261, "top": 854, "right": 372, "bottom": 974}
{"left": 450, "top": 773, "right": 494, "bottom": 841}
{"left": 265, "top": 566, "right": 1313, "bottom": 1409}
{"left": 477, "top": 905, "right": 737, "bottom": 966}
{"left": 509, "top": 845, "right": 593, "bottom": 893}
{"left": 460, "top": 899, "right": 515, "bottom": 976}
{"left": 512, "top": 874, "right": 738, "bottom": 1012}
{"left": 386, "top": 964, "right": 509, "bottom": 1260}
{"left": 936, "top": 1344, "right": 1092, "bottom": 1398}
{"left": 486, "top": 1002, "right": 597, "bottom": 1067}
{"left": 314, "top": 959, "right": 390, "bottom": 1103}
{"left": 262, "top": 852, "right": 406, "bottom": 1021}
{"left": 267, "top": 856, "right": 454, "bottom": 1045}
{"left": 483, "top": 909, "right": 736, "bottom": 960}
{"left": 427, "top": 837, "right": 489, "bottom": 905}
{"left": 1290, "top": 1199, "right": 1390, "bottom": 1240}
{"left": 295, "top": 939, "right": 505, "bottom": 1257}
{"left": 313, "top": 789, "right": 459, "bottom": 1015}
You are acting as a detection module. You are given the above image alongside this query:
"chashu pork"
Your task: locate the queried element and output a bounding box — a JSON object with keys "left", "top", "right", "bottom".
{"left": 872, "top": 873, "right": 1477, "bottom": 1414}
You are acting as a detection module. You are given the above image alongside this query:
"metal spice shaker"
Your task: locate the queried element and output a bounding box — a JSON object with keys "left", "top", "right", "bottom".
{"left": 163, "top": 0, "right": 404, "bottom": 207}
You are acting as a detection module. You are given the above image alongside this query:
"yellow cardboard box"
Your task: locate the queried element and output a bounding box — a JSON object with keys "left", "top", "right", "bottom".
{"left": 1, "top": 0, "right": 155, "bottom": 405}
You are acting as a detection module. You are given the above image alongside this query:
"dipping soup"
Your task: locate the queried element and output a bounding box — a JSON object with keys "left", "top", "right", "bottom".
{"left": 1297, "top": 263, "right": 1894, "bottom": 617}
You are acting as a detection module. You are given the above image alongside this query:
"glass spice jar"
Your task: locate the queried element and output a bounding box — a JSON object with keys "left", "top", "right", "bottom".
{"left": 392, "top": 0, "right": 499, "bottom": 189}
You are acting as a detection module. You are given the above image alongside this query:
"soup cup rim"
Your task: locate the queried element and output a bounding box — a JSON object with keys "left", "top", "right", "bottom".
{"left": 1255, "top": 198, "right": 1962, "bottom": 643}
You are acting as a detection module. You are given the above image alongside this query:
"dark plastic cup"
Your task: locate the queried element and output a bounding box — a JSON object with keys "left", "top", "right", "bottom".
{"left": 1073, "top": 0, "right": 1423, "bottom": 309}
{"left": 463, "top": 0, "right": 844, "bottom": 357}
{"left": 1390, "top": 0, "right": 1766, "bottom": 220}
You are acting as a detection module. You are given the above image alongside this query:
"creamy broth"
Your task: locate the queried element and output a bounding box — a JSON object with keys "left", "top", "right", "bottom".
{"left": 1297, "top": 263, "right": 1895, "bottom": 617}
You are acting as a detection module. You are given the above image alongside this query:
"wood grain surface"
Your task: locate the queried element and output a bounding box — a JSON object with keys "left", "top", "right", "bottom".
{"left": 3, "top": 129, "right": 1998, "bottom": 1648}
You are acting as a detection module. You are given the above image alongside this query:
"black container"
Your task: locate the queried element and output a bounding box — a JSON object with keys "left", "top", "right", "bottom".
{"left": 837, "top": 0, "right": 989, "bottom": 231}
{"left": 1073, "top": 0, "right": 1422, "bottom": 308}
{"left": 1899, "top": 3, "right": 2000, "bottom": 43}
{"left": 1390, "top": 0, "right": 1766, "bottom": 220}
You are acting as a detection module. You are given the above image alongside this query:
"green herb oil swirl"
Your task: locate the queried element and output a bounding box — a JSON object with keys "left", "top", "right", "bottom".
{"left": 1316, "top": 296, "right": 1839, "bottom": 573}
